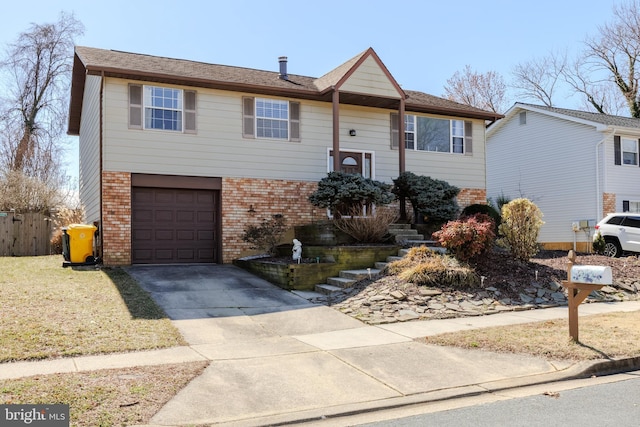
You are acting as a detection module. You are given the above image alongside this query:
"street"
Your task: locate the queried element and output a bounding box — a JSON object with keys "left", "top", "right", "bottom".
{"left": 307, "top": 371, "right": 640, "bottom": 427}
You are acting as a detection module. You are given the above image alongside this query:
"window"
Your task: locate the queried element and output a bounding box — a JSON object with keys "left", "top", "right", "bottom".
{"left": 614, "top": 135, "right": 640, "bottom": 166}
{"left": 242, "top": 97, "right": 300, "bottom": 141}
{"left": 256, "top": 98, "right": 289, "bottom": 139}
{"left": 391, "top": 114, "right": 471, "bottom": 154}
{"left": 129, "top": 84, "right": 196, "bottom": 133}
{"left": 404, "top": 115, "right": 415, "bottom": 149}
{"left": 625, "top": 201, "right": 640, "bottom": 213}
{"left": 622, "top": 138, "right": 638, "bottom": 165}
{"left": 145, "top": 86, "right": 182, "bottom": 131}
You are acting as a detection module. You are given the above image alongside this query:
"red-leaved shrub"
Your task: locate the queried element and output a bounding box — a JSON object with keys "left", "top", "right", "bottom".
{"left": 432, "top": 214, "right": 495, "bottom": 261}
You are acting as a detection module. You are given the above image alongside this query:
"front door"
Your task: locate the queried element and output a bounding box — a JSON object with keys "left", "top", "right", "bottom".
{"left": 329, "top": 150, "right": 372, "bottom": 178}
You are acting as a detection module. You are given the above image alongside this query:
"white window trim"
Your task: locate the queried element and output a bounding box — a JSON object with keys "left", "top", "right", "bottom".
{"left": 143, "top": 86, "right": 183, "bottom": 132}
{"left": 129, "top": 83, "right": 196, "bottom": 133}
{"left": 621, "top": 137, "right": 639, "bottom": 166}
{"left": 255, "top": 97, "right": 290, "bottom": 140}
{"left": 404, "top": 115, "right": 466, "bottom": 154}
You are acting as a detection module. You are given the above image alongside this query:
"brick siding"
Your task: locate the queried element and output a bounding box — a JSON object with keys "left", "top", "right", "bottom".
{"left": 98, "top": 173, "right": 489, "bottom": 265}
{"left": 457, "top": 188, "right": 487, "bottom": 207}
{"left": 603, "top": 192, "right": 616, "bottom": 215}
{"left": 221, "top": 178, "right": 320, "bottom": 263}
{"left": 101, "top": 171, "right": 132, "bottom": 266}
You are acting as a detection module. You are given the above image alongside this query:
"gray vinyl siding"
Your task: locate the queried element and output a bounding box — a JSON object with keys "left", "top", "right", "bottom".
{"left": 339, "top": 56, "right": 400, "bottom": 98}
{"left": 603, "top": 133, "right": 640, "bottom": 208}
{"left": 404, "top": 119, "right": 486, "bottom": 189}
{"left": 78, "top": 74, "right": 102, "bottom": 223}
{"left": 487, "top": 109, "right": 602, "bottom": 246}
{"left": 101, "top": 78, "right": 486, "bottom": 190}
{"left": 103, "top": 79, "right": 328, "bottom": 181}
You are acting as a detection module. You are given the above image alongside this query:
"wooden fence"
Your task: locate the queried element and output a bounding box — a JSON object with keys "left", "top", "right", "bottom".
{"left": 0, "top": 211, "right": 53, "bottom": 256}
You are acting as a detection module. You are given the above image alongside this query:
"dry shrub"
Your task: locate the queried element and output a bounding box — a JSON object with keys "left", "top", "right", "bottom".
{"left": 332, "top": 206, "right": 399, "bottom": 243}
{"left": 50, "top": 206, "right": 85, "bottom": 253}
{"left": 387, "top": 245, "right": 479, "bottom": 288}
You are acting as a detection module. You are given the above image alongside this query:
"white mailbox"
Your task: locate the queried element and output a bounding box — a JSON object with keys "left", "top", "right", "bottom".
{"left": 570, "top": 265, "right": 612, "bottom": 285}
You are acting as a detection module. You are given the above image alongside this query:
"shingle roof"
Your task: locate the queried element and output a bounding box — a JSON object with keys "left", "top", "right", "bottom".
{"left": 498, "top": 102, "right": 640, "bottom": 131}
{"left": 68, "top": 46, "right": 503, "bottom": 135}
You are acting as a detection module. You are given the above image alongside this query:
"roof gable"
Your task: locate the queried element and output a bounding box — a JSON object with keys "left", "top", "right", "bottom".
{"left": 314, "top": 48, "right": 404, "bottom": 99}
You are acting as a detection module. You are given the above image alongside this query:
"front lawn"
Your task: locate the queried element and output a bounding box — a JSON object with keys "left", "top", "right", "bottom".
{"left": 0, "top": 256, "right": 186, "bottom": 362}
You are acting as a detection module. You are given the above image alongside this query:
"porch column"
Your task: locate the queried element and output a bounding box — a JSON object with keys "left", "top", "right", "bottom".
{"left": 398, "top": 98, "right": 405, "bottom": 174}
{"left": 398, "top": 98, "right": 407, "bottom": 220}
{"left": 332, "top": 88, "right": 341, "bottom": 172}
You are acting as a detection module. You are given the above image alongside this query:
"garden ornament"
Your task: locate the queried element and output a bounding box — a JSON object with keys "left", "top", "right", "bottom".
{"left": 292, "top": 239, "right": 302, "bottom": 263}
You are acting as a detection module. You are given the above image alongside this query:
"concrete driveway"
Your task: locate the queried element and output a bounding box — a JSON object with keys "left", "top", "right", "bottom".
{"left": 124, "top": 264, "right": 364, "bottom": 345}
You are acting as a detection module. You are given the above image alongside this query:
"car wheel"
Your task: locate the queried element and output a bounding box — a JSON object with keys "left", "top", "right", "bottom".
{"left": 603, "top": 239, "right": 622, "bottom": 258}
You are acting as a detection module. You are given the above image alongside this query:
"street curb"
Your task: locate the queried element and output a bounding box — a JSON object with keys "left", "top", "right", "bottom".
{"left": 220, "top": 357, "right": 640, "bottom": 427}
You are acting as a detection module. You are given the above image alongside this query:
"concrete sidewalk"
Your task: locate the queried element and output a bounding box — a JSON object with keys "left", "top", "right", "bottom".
{"left": 2, "top": 264, "right": 639, "bottom": 426}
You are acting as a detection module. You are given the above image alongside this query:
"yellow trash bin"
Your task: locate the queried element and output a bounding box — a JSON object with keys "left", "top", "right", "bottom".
{"left": 67, "top": 224, "right": 97, "bottom": 263}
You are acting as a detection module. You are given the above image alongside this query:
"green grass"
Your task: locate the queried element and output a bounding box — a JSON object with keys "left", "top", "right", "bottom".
{"left": 423, "top": 311, "right": 640, "bottom": 360}
{"left": 0, "top": 256, "right": 205, "bottom": 426}
{"left": 0, "top": 256, "right": 186, "bottom": 362}
{"left": 0, "top": 362, "right": 208, "bottom": 427}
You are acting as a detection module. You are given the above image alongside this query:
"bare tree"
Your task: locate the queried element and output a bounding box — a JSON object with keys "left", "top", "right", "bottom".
{"left": 0, "top": 12, "right": 83, "bottom": 212}
{"left": 443, "top": 65, "right": 509, "bottom": 114}
{"left": 511, "top": 51, "right": 567, "bottom": 107}
{"left": 578, "top": 0, "right": 640, "bottom": 117}
{"left": 563, "top": 55, "right": 628, "bottom": 115}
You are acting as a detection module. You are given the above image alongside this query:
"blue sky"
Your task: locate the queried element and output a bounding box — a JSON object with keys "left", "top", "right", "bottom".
{"left": 0, "top": 0, "right": 619, "bottom": 182}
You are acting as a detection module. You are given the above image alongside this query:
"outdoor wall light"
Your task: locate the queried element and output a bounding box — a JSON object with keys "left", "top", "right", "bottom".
{"left": 349, "top": 129, "right": 356, "bottom": 136}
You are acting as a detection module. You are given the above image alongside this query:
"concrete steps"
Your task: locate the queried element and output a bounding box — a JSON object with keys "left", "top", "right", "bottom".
{"left": 387, "top": 223, "right": 424, "bottom": 243}
{"left": 311, "top": 224, "right": 447, "bottom": 297}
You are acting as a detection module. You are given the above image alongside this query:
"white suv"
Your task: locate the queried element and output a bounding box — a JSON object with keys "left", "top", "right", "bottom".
{"left": 594, "top": 213, "right": 640, "bottom": 257}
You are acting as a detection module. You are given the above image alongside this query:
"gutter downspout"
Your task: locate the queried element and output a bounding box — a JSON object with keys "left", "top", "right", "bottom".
{"left": 98, "top": 71, "right": 105, "bottom": 261}
{"left": 596, "top": 128, "right": 615, "bottom": 222}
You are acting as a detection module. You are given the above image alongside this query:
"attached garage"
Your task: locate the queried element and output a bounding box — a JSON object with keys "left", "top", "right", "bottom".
{"left": 131, "top": 174, "right": 221, "bottom": 264}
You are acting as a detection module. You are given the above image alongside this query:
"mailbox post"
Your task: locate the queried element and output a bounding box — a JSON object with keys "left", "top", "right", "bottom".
{"left": 560, "top": 250, "right": 611, "bottom": 341}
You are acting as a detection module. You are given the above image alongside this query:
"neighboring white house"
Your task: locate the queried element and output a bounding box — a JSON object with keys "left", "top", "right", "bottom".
{"left": 486, "top": 103, "right": 640, "bottom": 252}
{"left": 68, "top": 46, "right": 501, "bottom": 265}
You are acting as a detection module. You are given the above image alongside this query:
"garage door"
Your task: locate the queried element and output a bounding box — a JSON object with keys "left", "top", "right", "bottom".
{"left": 132, "top": 187, "right": 218, "bottom": 264}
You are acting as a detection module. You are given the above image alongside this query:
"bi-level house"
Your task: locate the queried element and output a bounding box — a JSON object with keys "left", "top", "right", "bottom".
{"left": 487, "top": 103, "right": 640, "bottom": 252}
{"left": 67, "top": 46, "right": 501, "bottom": 265}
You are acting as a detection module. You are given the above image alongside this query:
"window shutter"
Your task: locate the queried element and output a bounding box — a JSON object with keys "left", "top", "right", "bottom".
{"left": 390, "top": 113, "right": 399, "bottom": 149}
{"left": 242, "top": 97, "right": 255, "bottom": 138}
{"left": 638, "top": 139, "right": 640, "bottom": 167}
{"left": 129, "top": 84, "right": 142, "bottom": 129}
{"left": 614, "top": 135, "right": 621, "bottom": 165}
{"left": 623, "top": 200, "right": 630, "bottom": 212}
{"left": 290, "top": 101, "right": 300, "bottom": 141}
{"left": 184, "top": 90, "right": 196, "bottom": 134}
{"left": 464, "top": 121, "right": 473, "bottom": 156}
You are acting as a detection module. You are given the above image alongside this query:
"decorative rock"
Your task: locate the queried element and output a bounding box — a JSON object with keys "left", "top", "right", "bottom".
{"left": 519, "top": 294, "right": 534, "bottom": 303}
{"left": 419, "top": 289, "right": 443, "bottom": 296}
{"left": 396, "top": 310, "right": 420, "bottom": 321}
{"left": 390, "top": 290, "right": 407, "bottom": 300}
